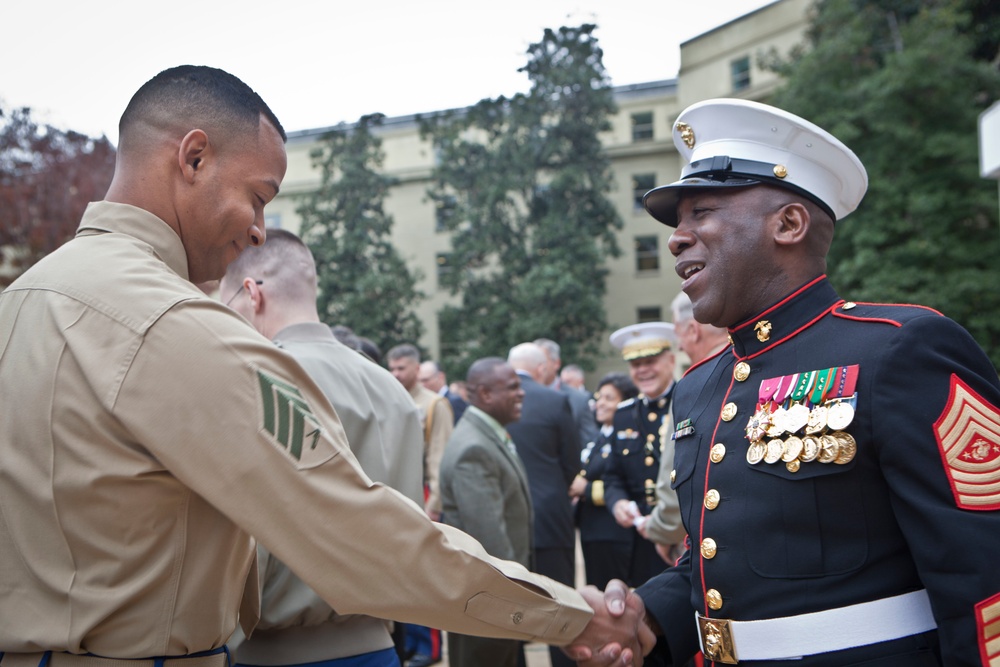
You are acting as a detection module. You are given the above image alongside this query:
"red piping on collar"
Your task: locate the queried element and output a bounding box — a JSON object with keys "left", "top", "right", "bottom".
{"left": 729, "top": 274, "right": 827, "bottom": 334}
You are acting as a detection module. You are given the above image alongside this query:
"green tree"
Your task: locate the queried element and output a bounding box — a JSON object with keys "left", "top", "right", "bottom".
{"left": 0, "top": 105, "right": 115, "bottom": 286}
{"left": 765, "top": 0, "right": 1000, "bottom": 368}
{"left": 420, "top": 24, "right": 622, "bottom": 378}
{"left": 296, "top": 113, "right": 424, "bottom": 354}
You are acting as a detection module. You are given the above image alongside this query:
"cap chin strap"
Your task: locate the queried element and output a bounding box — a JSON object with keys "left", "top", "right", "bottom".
{"left": 682, "top": 155, "right": 836, "bottom": 222}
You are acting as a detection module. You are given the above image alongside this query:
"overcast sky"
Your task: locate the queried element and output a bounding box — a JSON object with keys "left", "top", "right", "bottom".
{"left": 3, "top": 0, "right": 777, "bottom": 145}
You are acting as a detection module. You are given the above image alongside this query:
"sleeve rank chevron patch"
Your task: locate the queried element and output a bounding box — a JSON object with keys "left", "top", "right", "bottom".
{"left": 257, "top": 369, "right": 330, "bottom": 468}
{"left": 977, "top": 591, "right": 1000, "bottom": 667}
{"left": 934, "top": 374, "right": 1000, "bottom": 511}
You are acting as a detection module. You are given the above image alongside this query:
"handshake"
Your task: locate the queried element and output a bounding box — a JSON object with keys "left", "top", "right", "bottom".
{"left": 562, "top": 580, "right": 658, "bottom": 666}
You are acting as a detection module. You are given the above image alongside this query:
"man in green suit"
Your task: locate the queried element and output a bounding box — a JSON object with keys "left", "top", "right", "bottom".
{"left": 439, "top": 358, "right": 531, "bottom": 667}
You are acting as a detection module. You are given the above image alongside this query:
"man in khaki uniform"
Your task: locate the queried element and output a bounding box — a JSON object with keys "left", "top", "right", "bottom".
{"left": 220, "top": 228, "right": 423, "bottom": 666}
{"left": 386, "top": 343, "right": 452, "bottom": 666}
{"left": 386, "top": 343, "right": 452, "bottom": 522}
{"left": 0, "top": 65, "right": 651, "bottom": 667}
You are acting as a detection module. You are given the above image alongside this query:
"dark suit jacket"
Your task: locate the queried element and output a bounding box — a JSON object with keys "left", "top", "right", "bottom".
{"left": 506, "top": 374, "right": 581, "bottom": 551}
{"left": 562, "top": 385, "right": 599, "bottom": 448}
{"left": 443, "top": 387, "right": 468, "bottom": 424}
{"left": 439, "top": 409, "right": 533, "bottom": 567}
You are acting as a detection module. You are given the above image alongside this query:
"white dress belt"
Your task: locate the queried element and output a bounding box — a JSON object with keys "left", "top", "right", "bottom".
{"left": 696, "top": 589, "right": 937, "bottom": 663}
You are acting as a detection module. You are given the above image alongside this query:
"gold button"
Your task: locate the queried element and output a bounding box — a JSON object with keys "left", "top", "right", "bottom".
{"left": 647, "top": 433, "right": 656, "bottom": 442}
{"left": 720, "top": 402, "right": 738, "bottom": 422}
{"left": 710, "top": 443, "right": 726, "bottom": 463}
{"left": 512, "top": 611, "right": 523, "bottom": 624}
{"left": 705, "top": 489, "right": 720, "bottom": 510}
{"left": 645, "top": 456, "right": 654, "bottom": 466}
{"left": 670, "top": 469, "right": 677, "bottom": 483}
{"left": 647, "top": 412, "right": 658, "bottom": 422}
{"left": 734, "top": 362, "right": 750, "bottom": 382}
{"left": 786, "top": 459, "right": 801, "bottom": 473}
{"left": 706, "top": 589, "right": 723, "bottom": 610}
{"left": 701, "top": 538, "right": 717, "bottom": 559}
{"left": 622, "top": 448, "right": 630, "bottom": 456}
{"left": 773, "top": 164, "right": 788, "bottom": 178}
{"left": 658, "top": 398, "right": 667, "bottom": 408}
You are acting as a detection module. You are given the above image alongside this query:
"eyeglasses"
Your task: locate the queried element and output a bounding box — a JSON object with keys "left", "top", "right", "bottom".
{"left": 224, "top": 279, "right": 263, "bottom": 307}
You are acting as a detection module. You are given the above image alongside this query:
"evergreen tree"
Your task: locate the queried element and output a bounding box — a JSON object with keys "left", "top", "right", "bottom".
{"left": 765, "top": 0, "right": 1000, "bottom": 369}
{"left": 420, "top": 24, "right": 622, "bottom": 377}
{"left": 296, "top": 113, "right": 424, "bottom": 353}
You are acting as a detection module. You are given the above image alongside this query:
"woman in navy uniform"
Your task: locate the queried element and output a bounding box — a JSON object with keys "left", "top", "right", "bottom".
{"left": 573, "top": 373, "right": 639, "bottom": 589}
{"left": 612, "top": 98, "right": 1000, "bottom": 666}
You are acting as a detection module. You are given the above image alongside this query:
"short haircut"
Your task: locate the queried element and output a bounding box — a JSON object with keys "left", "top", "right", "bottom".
{"left": 596, "top": 372, "right": 638, "bottom": 402}
{"left": 119, "top": 65, "right": 286, "bottom": 152}
{"left": 466, "top": 357, "right": 508, "bottom": 395}
{"left": 533, "top": 338, "right": 560, "bottom": 360}
{"left": 386, "top": 343, "right": 420, "bottom": 363}
{"left": 358, "top": 337, "right": 382, "bottom": 365}
{"left": 331, "top": 325, "right": 361, "bottom": 351}
{"left": 222, "top": 228, "right": 317, "bottom": 305}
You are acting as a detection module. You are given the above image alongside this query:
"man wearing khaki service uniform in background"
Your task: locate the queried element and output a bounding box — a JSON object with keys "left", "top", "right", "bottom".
{"left": 219, "top": 228, "right": 423, "bottom": 667}
{"left": 0, "top": 65, "right": 652, "bottom": 667}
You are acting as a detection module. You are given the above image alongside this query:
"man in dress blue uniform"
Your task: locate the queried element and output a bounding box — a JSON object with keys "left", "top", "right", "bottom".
{"left": 603, "top": 323, "right": 678, "bottom": 587}
{"left": 570, "top": 98, "right": 1000, "bottom": 666}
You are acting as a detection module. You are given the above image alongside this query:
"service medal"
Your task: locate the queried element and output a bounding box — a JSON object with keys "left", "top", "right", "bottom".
{"left": 746, "top": 441, "right": 766, "bottom": 465}
{"left": 767, "top": 405, "right": 788, "bottom": 436}
{"left": 826, "top": 399, "right": 856, "bottom": 431}
{"left": 745, "top": 405, "right": 772, "bottom": 442}
{"left": 805, "top": 405, "right": 828, "bottom": 434}
{"left": 784, "top": 403, "right": 810, "bottom": 434}
{"left": 832, "top": 432, "right": 857, "bottom": 464}
{"left": 818, "top": 435, "right": 840, "bottom": 463}
{"left": 798, "top": 435, "right": 820, "bottom": 462}
{"left": 764, "top": 438, "right": 784, "bottom": 464}
{"left": 781, "top": 435, "right": 803, "bottom": 462}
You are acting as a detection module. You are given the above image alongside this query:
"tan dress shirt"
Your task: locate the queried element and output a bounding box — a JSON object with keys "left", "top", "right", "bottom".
{"left": 232, "top": 323, "right": 425, "bottom": 664}
{"left": 0, "top": 201, "right": 591, "bottom": 657}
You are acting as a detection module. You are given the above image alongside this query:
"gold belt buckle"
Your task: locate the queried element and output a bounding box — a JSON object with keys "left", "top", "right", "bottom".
{"left": 698, "top": 615, "right": 738, "bottom": 664}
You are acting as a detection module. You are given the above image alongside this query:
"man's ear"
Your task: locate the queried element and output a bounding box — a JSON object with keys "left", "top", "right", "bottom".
{"left": 772, "top": 202, "right": 810, "bottom": 247}
{"left": 178, "top": 129, "right": 210, "bottom": 184}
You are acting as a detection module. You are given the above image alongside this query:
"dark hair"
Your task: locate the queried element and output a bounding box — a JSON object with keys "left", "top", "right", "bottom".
{"left": 358, "top": 337, "right": 382, "bottom": 365}
{"left": 596, "top": 372, "right": 638, "bottom": 402}
{"left": 119, "top": 65, "right": 286, "bottom": 146}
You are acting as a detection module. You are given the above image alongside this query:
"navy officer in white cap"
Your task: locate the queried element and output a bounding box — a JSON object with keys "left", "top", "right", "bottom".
{"left": 569, "top": 98, "right": 1000, "bottom": 666}
{"left": 603, "top": 322, "right": 679, "bottom": 588}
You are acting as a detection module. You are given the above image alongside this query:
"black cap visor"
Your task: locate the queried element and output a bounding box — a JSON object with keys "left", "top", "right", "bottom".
{"left": 643, "top": 155, "right": 836, "bottom": 227}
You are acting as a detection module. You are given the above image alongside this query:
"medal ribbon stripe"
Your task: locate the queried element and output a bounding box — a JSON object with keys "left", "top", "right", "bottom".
{"left": 976, "top": 591, "right": 1000, "bottom": 667}
{"left": 934, "top": 374, "right": 1000, "bottom": 510}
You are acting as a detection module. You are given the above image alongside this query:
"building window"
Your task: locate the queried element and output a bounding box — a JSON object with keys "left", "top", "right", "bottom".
{"left": 731, "top": 56, "right": 751, "bottom": 92}
{"left": 631, "top": 112, "right": 654, "bottom": 142}
{"left": 435, "top": 195, "right": 457, "bottom": 232}
{"left": 436, "top": 252, "right": 452, "bottom": 286}
{"left": 632, "top": 173, "right": 656, "bottom": 210}
{"left": 635, "top": 235, "right": 659, "bottom": 273}
{"left": 637, "top": 306, "right": 662, "bottom": 323}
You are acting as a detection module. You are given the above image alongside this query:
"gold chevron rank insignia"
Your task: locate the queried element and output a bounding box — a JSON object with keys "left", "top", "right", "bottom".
{"left": 977, "top": 592, "right": 1000, "bottom": 667}
{"left": 934, "top": 374, "right": 1000, "bottom": 510}
{"left": 257, "top": 369, "right": 330, "bottom": 468}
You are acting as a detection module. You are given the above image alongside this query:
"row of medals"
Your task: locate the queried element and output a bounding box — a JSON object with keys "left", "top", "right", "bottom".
{"left": 744, "top": 396, "right": 858, "bottom": 472}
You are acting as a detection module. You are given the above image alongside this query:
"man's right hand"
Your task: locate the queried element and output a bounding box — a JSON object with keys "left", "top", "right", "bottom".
{"left": 562, "top": 579, "right": 656, "bottom": 666}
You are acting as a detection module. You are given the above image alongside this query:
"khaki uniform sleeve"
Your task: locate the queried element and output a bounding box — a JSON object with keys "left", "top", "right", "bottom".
{"left": 425, "top": 396, "right": 454, "bottom": 514}
{"left": 644, "top": 408, "right": 687, "bottom": 546}
{"left": 114, "top": 301, "right": 591, "bottom": 644}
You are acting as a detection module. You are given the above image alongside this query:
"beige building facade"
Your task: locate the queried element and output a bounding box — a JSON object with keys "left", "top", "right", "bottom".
{"left": 266, "top": 0, "right": 811, "bottom": 384}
